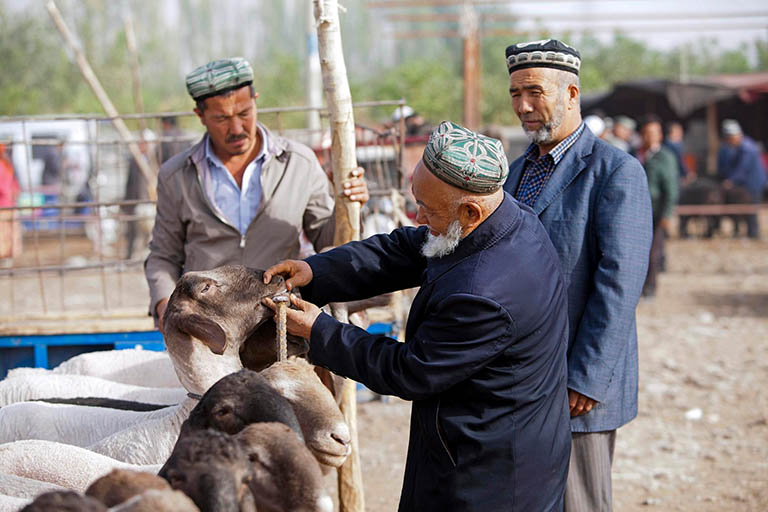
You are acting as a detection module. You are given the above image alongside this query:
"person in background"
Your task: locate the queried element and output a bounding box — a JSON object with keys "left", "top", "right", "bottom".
{"left": 158, "top": 116, "right": 188, "bottom": 164}
{"left": 663, "top": 120, "right": 691, "bottom": 182}
{"left": 717, "top": 119, "right": 767, "bottom": 239}
{"left": 583, "top": 114, "right": 606, "bottom": 139}
{"left": 144, "top": 57, "right": 368, "bottom": 330}
{"left": 123, "top": 131, "right": 155, "bottom": 260}
{"left": 503, "top": 39, "right": 653, "bottom": 512}
{"left": 636, "top": 115, "right": 679, "bottom": 298}
{"left": 392, "top": 105, "right": 432, "bottom": 137}
{"left": 604, "top": 115, "right": 636, "bottom": 153}
{"left": 0, "top": 143, "right": 22, "bottom": 260}
{"left": 264, "top": 121, "right": 571, "bottom": 511}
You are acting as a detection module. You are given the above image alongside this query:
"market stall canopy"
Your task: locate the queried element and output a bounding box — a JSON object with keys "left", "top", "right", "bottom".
{"left": 582, "top": 78, "right": 737, "bottom": 119}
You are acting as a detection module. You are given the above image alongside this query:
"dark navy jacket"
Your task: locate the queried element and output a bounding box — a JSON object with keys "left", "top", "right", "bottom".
{"left": 302, "top": 195, "right": 570, "bottom": 511}
{"left": 717, "top": 136, "right": 767, "bottom": 201}
{"left": 505, "top": 128, "right": 653, "bottom": 433}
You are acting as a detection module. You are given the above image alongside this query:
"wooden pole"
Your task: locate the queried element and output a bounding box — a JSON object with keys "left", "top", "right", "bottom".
{"left": 124, "top": 16, "right": 146, "bottom": 135}
{"left": 46, "top": 1, "right": 157, "bottom": 201}
{"left": 705, "top": 102, "right": 718, "bottom": 176}
{"left": 313, "top": 1, "right": 365, "bottom": 511}
{"left": 123, "top": 14, "right": 160, "bottom": 199}
{"left": 460, "top": 1, "right": 481, "bottom": 130}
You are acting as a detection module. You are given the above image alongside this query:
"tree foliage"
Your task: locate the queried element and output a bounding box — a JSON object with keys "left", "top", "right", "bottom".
{"left": 0, "top": 0, "right": 765, "bottom": 128}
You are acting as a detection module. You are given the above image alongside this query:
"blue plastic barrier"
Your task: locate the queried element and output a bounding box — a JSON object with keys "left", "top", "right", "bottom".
{"left": 0, "top": 331, "right": 165, "bottom": 379}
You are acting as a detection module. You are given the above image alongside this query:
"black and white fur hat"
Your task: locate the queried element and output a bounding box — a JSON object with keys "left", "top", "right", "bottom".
{"left": 505, "top": 39, "right": 581, "bottom": 75}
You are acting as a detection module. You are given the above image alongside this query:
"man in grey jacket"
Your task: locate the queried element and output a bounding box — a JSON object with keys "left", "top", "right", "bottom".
{"left": 145, "top": 57, "right": 368, "bottom": 330}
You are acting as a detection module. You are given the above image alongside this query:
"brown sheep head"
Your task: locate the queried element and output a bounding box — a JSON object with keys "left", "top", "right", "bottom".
{"left": 163, "top": 266, "right": 308, "bottom": 395}
{"left": 159, "top": 429, "right": 254, "bottom": 512}
{"left": 236, "top": 422, "right": 332, "bottom": 512}
{"left": 85, "top": 469, "right": 170, "bottom": 508}
{"left": 261, "top": 357, "right": 351, "bottom": 468}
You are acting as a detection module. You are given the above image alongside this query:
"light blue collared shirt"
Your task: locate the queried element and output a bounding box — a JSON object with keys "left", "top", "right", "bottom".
{"left": 203, "top": 126, "right": 267, "bottom": 234}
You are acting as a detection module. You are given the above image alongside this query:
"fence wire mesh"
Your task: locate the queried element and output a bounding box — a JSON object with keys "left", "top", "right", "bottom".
{"left": 0, "top": 100, "right": 410, "bottom": 320}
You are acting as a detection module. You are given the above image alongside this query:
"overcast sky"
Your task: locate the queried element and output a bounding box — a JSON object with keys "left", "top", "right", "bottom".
{"left": 492, "top": 0, "right": 767, "bottom": 51}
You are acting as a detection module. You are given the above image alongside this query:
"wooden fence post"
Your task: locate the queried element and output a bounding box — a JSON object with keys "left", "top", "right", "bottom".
{"left": 313, "top": 1, "right": 365, "bottom": 511}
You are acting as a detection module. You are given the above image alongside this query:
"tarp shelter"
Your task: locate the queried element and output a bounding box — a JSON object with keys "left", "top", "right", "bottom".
{"left": 582, "top": 72, "right": 768, "bottom": 173}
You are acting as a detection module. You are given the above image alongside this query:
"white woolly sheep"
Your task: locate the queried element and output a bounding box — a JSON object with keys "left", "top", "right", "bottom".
{"left": 0, "top": 494, "right": 30, "bottom": 512}
{"left": 0, "top": 440, "right": 160, "bottom": 491}
{"left": 0, "top": 373, "right": 185, "bottom": 407}
{"left": 0, "top": 399, "right": 196, "bottom": 464}
{"left": 0, "top": 473, "right": 64, "bottom": 500}
{"left": 7, "top": 348, "right": 179, "bottom": 388}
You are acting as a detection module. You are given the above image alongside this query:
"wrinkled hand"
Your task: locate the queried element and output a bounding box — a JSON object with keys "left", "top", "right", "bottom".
{"left": 262, "top": 294, "right": 322, "bottom": 340}
{"left": 263, "top": 259, "right": 313, "bottom": 291}
{"left": 343, "top": 167, "right": 369, "bottom": 205}
{"left": 568, "top": 389, "right": 598, "bottom": 417}
{"left": 155, "top": 298, "right": 169, "bottom": 333}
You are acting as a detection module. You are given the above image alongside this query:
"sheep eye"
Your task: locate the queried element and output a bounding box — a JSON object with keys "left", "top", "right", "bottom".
{"left": 168, "top": 473, "right": 185, "bottom": 486}
{"left": 214, "top": 406, "right": 231, "bottom": 417}
{"left": 200, "top": 283, "right": 211, "bottom": 294}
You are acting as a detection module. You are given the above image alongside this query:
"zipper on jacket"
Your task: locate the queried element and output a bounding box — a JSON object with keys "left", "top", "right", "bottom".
{"left": 435, "top": 401, "right": 457, "bottom": 467}
{"left": 194, "top": 161, "right": 241, "bottom": 233}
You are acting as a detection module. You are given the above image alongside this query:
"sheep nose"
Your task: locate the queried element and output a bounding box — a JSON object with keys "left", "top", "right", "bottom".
{"left": 331, "top": 432, "right": 350, "bottom": 447}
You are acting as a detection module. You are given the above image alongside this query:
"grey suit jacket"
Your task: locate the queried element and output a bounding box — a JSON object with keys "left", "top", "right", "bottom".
{"left": 504, "top": 127, "right": 653, "bottom": 432}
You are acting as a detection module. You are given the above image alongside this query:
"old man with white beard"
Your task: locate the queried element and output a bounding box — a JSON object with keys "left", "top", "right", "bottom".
{"left": 264, "top": 121, "right": 572, "bottom": 511}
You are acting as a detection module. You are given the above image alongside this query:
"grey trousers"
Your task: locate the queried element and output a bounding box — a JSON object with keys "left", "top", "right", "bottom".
{"left": 564, "top": 430, "right": 616, "bottom": 512}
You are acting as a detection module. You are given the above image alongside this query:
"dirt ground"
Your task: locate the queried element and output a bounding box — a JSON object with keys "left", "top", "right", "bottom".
{"left": 352, "top": 231, "right": 768, "bottom": 511}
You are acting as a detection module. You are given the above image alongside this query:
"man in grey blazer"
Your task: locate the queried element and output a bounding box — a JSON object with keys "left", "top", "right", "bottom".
{"left": 502, "top": 40, "right": 653, "bottom": 511}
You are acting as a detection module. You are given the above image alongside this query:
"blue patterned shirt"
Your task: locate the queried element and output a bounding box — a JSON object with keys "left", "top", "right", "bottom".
{"left": 515, "top": 123, "right": 586, "bottom": 207}
{"left": 203, "top": 126, "right": 267, "bottom": 234}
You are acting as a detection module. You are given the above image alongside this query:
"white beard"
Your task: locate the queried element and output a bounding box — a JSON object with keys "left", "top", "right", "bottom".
{"left": 522, "top": 99, "right": 566, "bottom": 145}
{"left": 421, "top": 220, "right": 463, "bottom": 259}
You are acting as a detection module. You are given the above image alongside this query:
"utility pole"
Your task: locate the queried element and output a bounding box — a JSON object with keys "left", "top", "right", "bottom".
{"left": 460, "top": 1, "right": 480, "bottom": 129}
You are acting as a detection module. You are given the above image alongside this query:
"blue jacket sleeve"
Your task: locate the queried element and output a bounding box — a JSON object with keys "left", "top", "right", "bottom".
{"left": 308, "top": 294, "right": 515, "bottom": 401}
{"left": 301, "top": 226, "right": 428, "bottom": 306}
{"left": 567, "top": 159, "right": 653, "bottom": 402}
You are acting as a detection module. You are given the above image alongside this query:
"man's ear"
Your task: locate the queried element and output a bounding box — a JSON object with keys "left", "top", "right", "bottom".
{"left": 193, "top": 107, "right": 205, "bottom": 126}
{"left": 458, "top": 201, "right": 483, "bottom": 231}
{"left": 568, "top": 84, "right": 580, "bottom": 109}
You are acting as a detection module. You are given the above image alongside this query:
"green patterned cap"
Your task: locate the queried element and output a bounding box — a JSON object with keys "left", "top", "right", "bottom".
{"left": 422, "top": 121, "right": 508, "bottom": 193}
{"left": 185, "top": 57, "right": 254, "bottom": 101}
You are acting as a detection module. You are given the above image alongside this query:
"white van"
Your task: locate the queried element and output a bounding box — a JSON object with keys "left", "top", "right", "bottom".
{"left": 0, "top": 119, "right": 95, "bottom": 201}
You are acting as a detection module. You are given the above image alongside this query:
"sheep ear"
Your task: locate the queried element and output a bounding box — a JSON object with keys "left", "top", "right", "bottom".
{"left": 180, "top": 314, "right": 227, "bottom": 355}
{"left": 313, "top": 366, "right": 345, "bottom": 404}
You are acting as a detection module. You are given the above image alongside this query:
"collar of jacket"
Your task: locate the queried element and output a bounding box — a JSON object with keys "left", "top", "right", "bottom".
{"left": 188, "top": 122, "right": 290, "bottom": 169}
{"left": 424, "top": 192, "right": 522, "bottom": 283}
{"left": 509, "top": 125, "right": 595, "bottom": 215}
